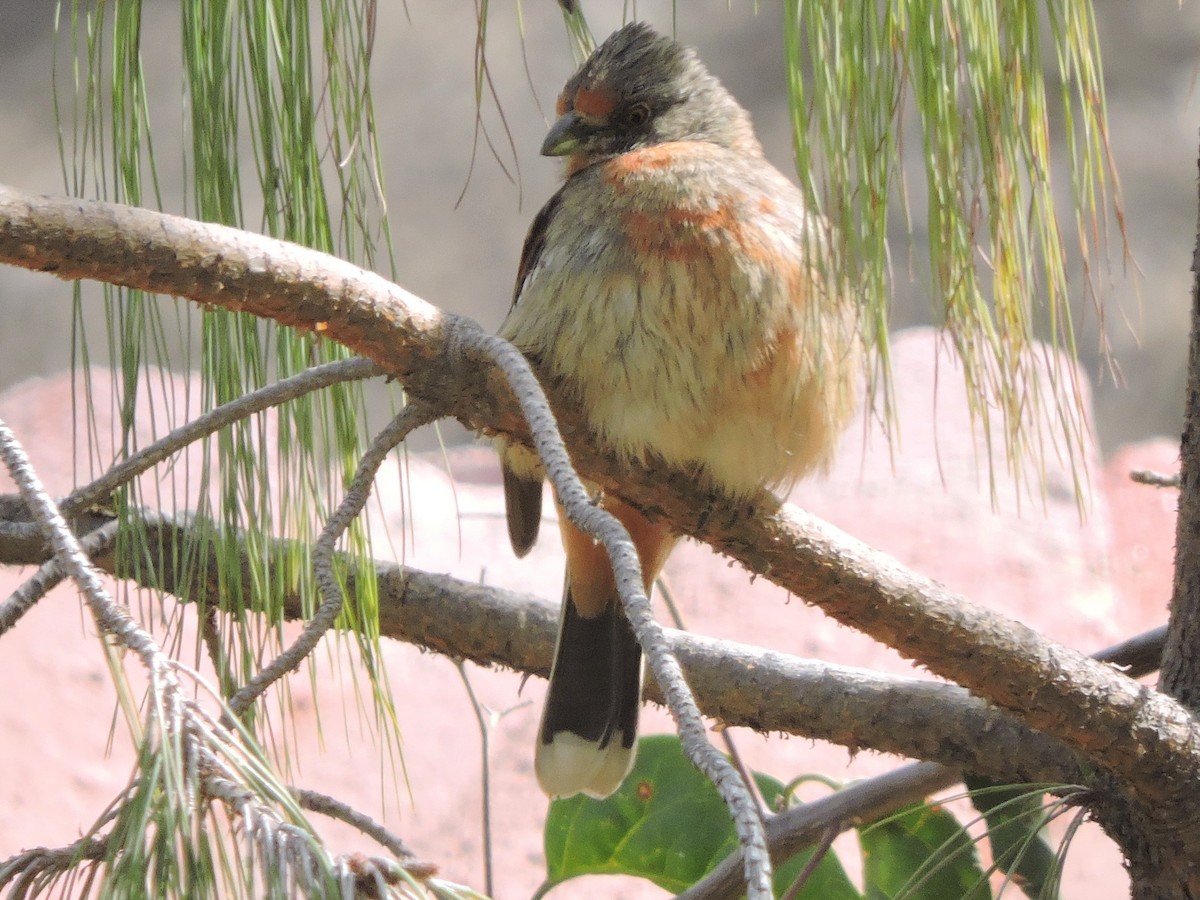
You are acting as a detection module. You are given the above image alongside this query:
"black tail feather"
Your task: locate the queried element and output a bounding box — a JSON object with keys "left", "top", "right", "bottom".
{"left": 502, "top": 466, "right": 544, "bottom": 557}
{"left": 536, "top": 588, "right": 642, "bottom": 797}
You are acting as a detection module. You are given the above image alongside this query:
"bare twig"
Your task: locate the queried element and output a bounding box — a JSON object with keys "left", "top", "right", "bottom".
{"left": 778, "top": 825, "right": 838, "bottom": 900}
{"left": 292, "top": 787, "right": 422, "bottom": 864}
{"left": 1130, "top": 469, "right": 1180, "bottom": 489}
{"left": 227, "top": 401, "right": 438, "bottom": 716}
{"left": 63, "top": 357, "right": 383, "bottom": 518}
{"left": 0, "top": 357, "right": 381, "bottom": 547}
{"left": 679, "top": 762, "right": 960, "bottom": 900}
{"left": 200, "top": 603, "right": 237, "bottom": 702}
{"left": 454, "top": 662, "right": 495, "bottom": 897}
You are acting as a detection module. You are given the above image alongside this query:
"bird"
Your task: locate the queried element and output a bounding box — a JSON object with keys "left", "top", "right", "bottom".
{"left": 496, "top": 21, "right": 858, "bottom": 800}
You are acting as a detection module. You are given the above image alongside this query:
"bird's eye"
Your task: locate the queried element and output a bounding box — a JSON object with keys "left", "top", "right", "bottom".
{"left": 625, "top": 103, "right": 651, "bottom": 128}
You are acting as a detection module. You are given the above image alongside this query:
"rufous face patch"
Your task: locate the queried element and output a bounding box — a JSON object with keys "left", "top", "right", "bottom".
{"left": 572, "top": 85, "right": 619, "bottom": 122}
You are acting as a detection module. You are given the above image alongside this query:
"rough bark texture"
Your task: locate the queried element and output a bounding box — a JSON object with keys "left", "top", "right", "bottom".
{"left": 1161, "top": 145, "right": 1200, "bottom": 710}
{"left": 1100, "top": 136, "right": 1200, "bottom": 900}
{"left": 0, "top": 501, "right": 1084, "bottom": 784}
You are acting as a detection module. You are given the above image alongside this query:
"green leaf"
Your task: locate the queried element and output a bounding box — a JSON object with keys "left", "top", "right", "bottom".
{"left": 964, "top": 776, "right": 1062, "bottom": 899}
{"left": 860, "top": 803, "right": 991, "bottom": 900}
{"left": 542, "top": 735, "right": 859, "bottom": 897}
{"left": 543, "top": 735, "right": 740, "bottom": 892}
{"left": 772, "top": 843, "right": 861, "bottom": 899}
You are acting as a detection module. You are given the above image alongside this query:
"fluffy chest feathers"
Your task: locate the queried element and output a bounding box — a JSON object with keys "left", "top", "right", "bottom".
{"left": 500, "top": 141, "right": 857, "bottom": 493}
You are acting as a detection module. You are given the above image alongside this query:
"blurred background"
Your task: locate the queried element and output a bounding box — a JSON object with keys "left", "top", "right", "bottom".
{"left": 0, "top": 6, "right": 1193, "bottom": 894}
{"left": 0, "top": 0, "right": 1197, "bottom": 453}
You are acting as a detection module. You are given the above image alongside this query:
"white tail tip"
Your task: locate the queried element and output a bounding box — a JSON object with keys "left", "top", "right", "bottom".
{"left": 536, "top": 731, "right": 636, "bottom": 799}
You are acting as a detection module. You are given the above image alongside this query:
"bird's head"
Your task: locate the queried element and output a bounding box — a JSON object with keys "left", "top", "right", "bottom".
{"left": 543, "top": 22, "right": 760, "bottom": 170}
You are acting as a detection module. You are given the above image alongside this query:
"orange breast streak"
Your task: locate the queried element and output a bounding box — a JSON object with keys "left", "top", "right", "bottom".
{"left": 603, "top": 143, "right": 689, "bottom": 175}
{"left": 557, "top": 498, "right": 676, "bottom": 619}
{"left": 604, "top": 146, "right": 798, "bottom": 272}
{"left": 621, "top": 202, "right": 741, "bottom": 263}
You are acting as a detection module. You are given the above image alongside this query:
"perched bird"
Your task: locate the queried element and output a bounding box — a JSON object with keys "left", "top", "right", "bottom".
{"left": 498, "top": 22, "right": 858, "bottom": 799}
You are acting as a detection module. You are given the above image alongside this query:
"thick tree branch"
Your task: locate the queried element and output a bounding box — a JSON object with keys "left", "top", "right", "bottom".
{"left": 1, "top": 184, "right": 1195, "bottom": 810}
{"left": 1161, "top": 146, "right": 1200, "bottom": 710}
{"left": 0, "top": 499, "right": 1085, "bottom": 786}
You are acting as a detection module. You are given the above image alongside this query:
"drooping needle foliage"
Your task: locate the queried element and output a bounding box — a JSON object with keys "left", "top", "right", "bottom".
{"left": 784, "top": 1, "right": 1117, "bottom": 500}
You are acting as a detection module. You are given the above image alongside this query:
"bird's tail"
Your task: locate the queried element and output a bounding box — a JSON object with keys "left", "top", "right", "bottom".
{"left": 535, "top": 584, "right": 643, "bottom": 799}
{"left": 535, "top": 497, "right": 676, "bottom": 799}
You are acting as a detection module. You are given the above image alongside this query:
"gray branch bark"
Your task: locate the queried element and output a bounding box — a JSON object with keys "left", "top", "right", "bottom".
{"left": 0, "top": 499, "right": 1082, "bottom": 784}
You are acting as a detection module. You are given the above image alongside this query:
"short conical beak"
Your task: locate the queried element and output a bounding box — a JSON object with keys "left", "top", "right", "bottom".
{"left": 540, "top": 111, "right": 589, "bottom": 157}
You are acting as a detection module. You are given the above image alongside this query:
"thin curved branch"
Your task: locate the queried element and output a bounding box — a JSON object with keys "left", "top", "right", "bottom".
{"left": 0, "top": 185, "right": 1195, "bottom": 810}
{"left": 0, "top": 357, "right": 382, "bottom": 635}
{"left": 57, "top": 357, "right": 383, "bottom": 519}
{"left": 453, "top": 662, "right": 497, "bottom": 897}
{"left": 0, "top": 420, "right": 425, "bottom": 898}
{"left": 0, "top": 356, "right": 382, "bottom": 557}
{"left": 292, "top": 788, "right": 438, "bottom": 880}
{"left": 226, "top": 400, "right": 438, "bottom": 716}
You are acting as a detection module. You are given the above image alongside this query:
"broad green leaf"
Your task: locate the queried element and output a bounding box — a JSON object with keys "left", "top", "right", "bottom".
{"left": 964, "top": 776, "right": 1062, "bottom": 899}
{"left": 772, "top": 842, "right": 861, "bottom": 899}
{"left": 542, "top": 735, "right": 858, "bottom": 897}
{"left": 861, "top": 804, "right": 991, "bottom": 899}
{"left": 543, "top": 735, "right": 744, "bottom": 892}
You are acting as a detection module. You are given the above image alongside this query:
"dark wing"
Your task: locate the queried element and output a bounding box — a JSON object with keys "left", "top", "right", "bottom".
{"left": 500, "top": 186, "right": 570, "bottom": 555}
{"left": 511, "top": 183, "right": 567, "bottom": 307}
